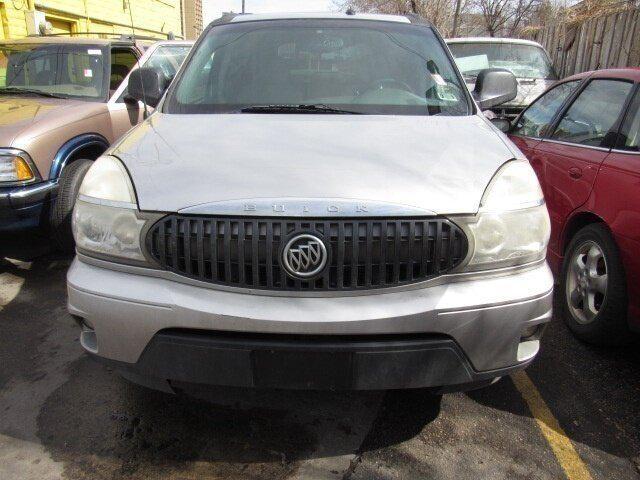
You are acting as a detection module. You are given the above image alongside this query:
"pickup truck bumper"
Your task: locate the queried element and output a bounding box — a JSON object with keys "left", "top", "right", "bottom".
{"left": 0, "top": 181, "right": 56, "bottom": 232}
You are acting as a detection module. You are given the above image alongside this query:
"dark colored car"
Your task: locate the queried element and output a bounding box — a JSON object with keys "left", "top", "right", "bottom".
{"left": 508, "top": 68, "right": 640, "bottom": 344}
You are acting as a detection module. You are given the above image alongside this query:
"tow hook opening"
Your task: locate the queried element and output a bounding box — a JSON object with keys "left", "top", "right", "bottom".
{"left": 76, "top": 316, "right": 98, "bottom": 353}
{"left": 517, "top": 323, "right": 545, "bottom": 362}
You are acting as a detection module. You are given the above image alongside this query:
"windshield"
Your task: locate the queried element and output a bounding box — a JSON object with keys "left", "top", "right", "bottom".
{"left": 448, "top": 42, "right": 556, "bottom": 80}
{"left": 165, "top": 19, "right": 470, "bottom": 116}
{"left": 0, "top": 43, "right": 108, "bottom": 100}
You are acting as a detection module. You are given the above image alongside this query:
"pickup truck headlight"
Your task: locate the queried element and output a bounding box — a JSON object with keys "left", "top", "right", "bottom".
{"left": 0, "top": 149, "right": 39, "bottom": 185}
{"left": 73, "top": 155, "right": 148, "bottom": 262}
{"left": 458, "top": 160, "right": 550, "bottom": 271}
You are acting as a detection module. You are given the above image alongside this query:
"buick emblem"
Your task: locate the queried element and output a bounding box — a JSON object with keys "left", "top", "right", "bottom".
{"left": 282, "top": 234, "right": 328, "bottom": 279}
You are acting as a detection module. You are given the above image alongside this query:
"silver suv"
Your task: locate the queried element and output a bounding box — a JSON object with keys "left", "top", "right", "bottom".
{"left": 67, "top": 13, "right": 553, "bottom": 392}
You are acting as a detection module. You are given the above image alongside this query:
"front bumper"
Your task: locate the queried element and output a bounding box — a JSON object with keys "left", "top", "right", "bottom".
{"left": 0, "top": 181, "right": 57, "bottom": 232}
{"left": 67, "top": 257, "right": 553, "bottom": 390}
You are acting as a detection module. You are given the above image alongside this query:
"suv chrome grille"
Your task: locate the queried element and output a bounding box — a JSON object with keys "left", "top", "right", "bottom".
{"left": 146, "top": 216, "right": 468, "bottom": 291}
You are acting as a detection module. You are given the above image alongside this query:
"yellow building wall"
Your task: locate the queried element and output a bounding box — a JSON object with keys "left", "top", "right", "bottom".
{"left": 0, "top": 0, "right": 183, "bottom": 40}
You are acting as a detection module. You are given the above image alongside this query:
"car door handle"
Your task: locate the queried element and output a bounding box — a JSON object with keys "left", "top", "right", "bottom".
{"left": 568, "top": 167, "right": 583, "bottom": 179}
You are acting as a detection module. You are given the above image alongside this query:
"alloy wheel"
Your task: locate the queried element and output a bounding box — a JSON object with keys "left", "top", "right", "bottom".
{"left": 566, "top": 241, "right": 608, "bottom": 325}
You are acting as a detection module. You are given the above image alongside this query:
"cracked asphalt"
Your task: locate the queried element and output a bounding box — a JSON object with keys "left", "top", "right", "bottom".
{"left": 1, "top": 234, "right": 639, "bottom": 480}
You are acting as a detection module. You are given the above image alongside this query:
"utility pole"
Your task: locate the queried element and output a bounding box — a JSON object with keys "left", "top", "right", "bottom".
{"left": 242, "top": 0, "right": 245, "bottom": 13}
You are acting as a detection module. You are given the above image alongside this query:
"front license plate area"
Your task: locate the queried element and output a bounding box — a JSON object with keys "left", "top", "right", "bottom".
{"left": 252, "top": 350, "right": 353, "bottom": 389}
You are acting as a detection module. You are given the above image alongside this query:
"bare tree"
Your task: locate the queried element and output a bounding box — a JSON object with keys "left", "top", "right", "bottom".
{"left": 343, "top": 0, "right": 467, "bottom": 36}
{"left": 475, "top": 0, "right": 541, "bottom": 37}
{"left": 342, "top": 0, "right": 545, "bottom": 37}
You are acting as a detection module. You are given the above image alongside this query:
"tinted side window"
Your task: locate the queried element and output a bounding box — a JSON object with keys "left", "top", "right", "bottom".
{"left": 110, "top": 48, "right": 138, "bottom": 92}
{"left": 512, "top": 81, "right": 579, "bottom": 138}
{"left": 552, "top": 79, "right": 632, "bottom": 147}
{"left": 116, "top": 45, "right": 192, "bottom": 103}
{"left": 617, "top": 89, "right": 640, "bottom": 151}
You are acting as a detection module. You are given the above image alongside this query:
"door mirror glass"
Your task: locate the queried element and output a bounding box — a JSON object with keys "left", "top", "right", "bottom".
{"left": 125, "top": 67, "right": 169, "bottom": 108}
{"left": 472, "top": 68, "right": 517, "bottom": 110}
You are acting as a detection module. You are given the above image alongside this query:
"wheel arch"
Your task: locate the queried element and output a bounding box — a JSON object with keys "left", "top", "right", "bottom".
{"left": 49, "top": 133, "right": 109, "bottom": 180}
{"left": 561, "top": 211, "right": 609, "bottom": 254}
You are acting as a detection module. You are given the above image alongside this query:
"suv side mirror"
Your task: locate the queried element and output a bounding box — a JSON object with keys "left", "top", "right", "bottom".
{"left": 473, "top": 68, "right": 517, "bottom": 110}
{"left": 490, "top": 117, "right": 511, "bottom": 133}
{"left": 125, "top": 67, "right": 169, "bottom": 108}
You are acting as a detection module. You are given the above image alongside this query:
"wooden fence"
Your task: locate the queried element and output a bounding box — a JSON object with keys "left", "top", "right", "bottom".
{"left": 529, "top": 7, "right": 640, "bottom": 77}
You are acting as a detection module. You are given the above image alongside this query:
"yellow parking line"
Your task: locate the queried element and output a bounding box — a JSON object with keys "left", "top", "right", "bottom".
{"left": 512, "top": 370, "right": 593, "bottom": 480}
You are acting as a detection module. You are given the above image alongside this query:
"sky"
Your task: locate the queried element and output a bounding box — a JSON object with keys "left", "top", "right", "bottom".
{"left": 203, "top": 0, "right": 338, "bottom": 24}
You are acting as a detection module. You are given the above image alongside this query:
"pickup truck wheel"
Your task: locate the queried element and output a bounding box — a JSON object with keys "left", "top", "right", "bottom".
{"left": 560, "top": 223, "right": 631, "bottom": 345}
{"left": 50, "top": 159, "right": 93, "bottom": 253}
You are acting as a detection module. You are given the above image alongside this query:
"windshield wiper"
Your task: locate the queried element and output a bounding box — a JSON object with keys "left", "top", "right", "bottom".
{"left": 0, "top": 87, "right": 65, "bottom": 99}
{"left": 240, "top": 104, "right": 361, "bottom": 114}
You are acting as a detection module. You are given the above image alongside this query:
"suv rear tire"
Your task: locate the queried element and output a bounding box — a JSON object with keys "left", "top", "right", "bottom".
{"left": 560, "top": 223, "right": 631, "bottom": 345}
{"left": 50, "top": 159, "right": 93, "bottom": 253}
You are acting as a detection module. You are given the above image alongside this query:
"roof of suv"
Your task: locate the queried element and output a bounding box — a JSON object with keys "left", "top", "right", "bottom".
{"left": 222, "top": 12, "right": 416, "bottom": 24}
{"left": 0, "top": 36, "right": 153, "bottom": 46}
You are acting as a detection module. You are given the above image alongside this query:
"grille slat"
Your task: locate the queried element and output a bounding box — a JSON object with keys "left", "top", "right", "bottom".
{"left": 365, "top": 221, "right": 373, "bottom": 288}
{"left": 322, "top": 221, "right": 331, "bottom": 289}
{"left": 252, "top": 220, "right": 260, "bottom": 287}
{"left": 380, "top": 220, "right": 387, "bottom": 287}
{"left": 238, "top": 221, "right": 245, "bottom": 285}
{"left": 210, "top": 220, "right": 218, "bottom": 281}
{"left": 147, "top": 216, "right": 468, "bottom": 292}
{"left": 337, "top": 222, "right": 345, "bottom": 287}
{"left": 266, "top": 221, "right": 274, "bottom": 288}
{"left": 170, "top": 217, "right": 178, "bottom": 270}
{"left": 434, "top": 221, "right": 442, "bottom": 272}
{"left": 279, "top": 220, "right": 287, "bottom": 289}
{"left": 393, "top": 221, "right": 401, "bottom": 284}
{"left": 224, "top": 219, "right": 231, "bottom": 282}
{"left": 408, "top": 221, "right": 415, "bottom": 282}
{"left": 196, "top": 219, "right": 204, "bottom": 279}
{"left": 351, "top": 222, "right": 358, "bottom": 288}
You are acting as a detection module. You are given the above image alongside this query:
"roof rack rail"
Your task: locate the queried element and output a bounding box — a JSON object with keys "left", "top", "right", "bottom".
{"left": 210, "top": 12, "right": 239, "bottom": 26}
{"left": 404, "top": 13, "right": 433, "bottom": 26}
{"left": 26, "top": 31, "right": 180, "bottom": 41}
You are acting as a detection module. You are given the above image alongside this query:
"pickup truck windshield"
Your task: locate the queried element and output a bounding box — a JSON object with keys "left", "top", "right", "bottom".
{"left": 165, "top": 19, "right": 470, "bottom": 115}
{"left": 448, "top": 42, "right": 557, "bottom": 80}
{"left": 0, "top": 43, "right": 108, "bottom": 100}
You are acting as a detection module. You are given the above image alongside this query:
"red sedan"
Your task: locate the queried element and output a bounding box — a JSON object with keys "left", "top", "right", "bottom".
{"left": 508, "top": 68, "right": 640, "bottom": 345}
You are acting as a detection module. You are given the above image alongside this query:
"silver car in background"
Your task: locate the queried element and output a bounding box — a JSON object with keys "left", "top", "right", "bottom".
{"left": 447, "top": 37, "right": 557, "bottom": 119}
{"left": 67, "top": 13, "right": 553, "bottom": 393}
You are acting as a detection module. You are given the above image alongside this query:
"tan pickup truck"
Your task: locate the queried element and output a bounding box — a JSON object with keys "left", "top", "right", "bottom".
{"left": 0, "top": 36, "right": 192, "bottom": 250}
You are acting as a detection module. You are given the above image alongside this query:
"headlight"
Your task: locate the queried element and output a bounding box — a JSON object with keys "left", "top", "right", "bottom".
{"left": 458, "top": 160, "right": 550, "bottom": 271}
{"left": 73, "top": 155, "right": 147, "bottom": 262}
{"left": 0, "top": 149, "right": 39, "bottom": 185}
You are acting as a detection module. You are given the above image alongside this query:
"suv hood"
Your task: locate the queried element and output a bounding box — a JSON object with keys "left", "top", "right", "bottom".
{"left": 114, "top": 113, "right": 517, "bottom": 215}
{"left": 0, "top": 95, "right": 98, "bottom": 146}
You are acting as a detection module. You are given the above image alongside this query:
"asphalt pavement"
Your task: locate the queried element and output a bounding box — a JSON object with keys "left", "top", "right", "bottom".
{"left": 1, "top": 234, "right": 638, "bottom": 480}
